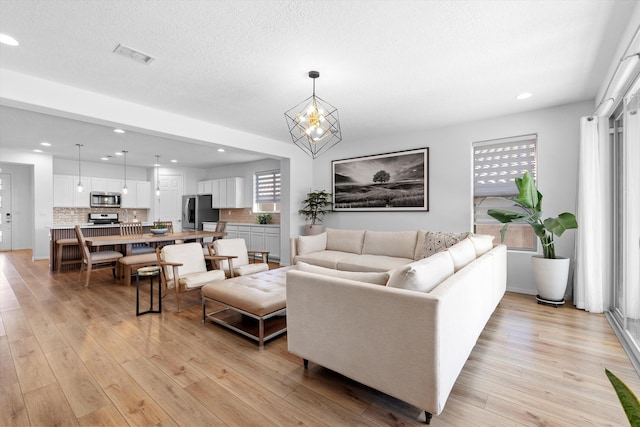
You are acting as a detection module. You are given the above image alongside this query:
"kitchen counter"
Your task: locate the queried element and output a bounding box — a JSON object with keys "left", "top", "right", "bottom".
{"left": 49, "top": 222, "right": 154, "bottom": 229}
{"left": 203, "top": 221, "right": 280, "bottom": 228}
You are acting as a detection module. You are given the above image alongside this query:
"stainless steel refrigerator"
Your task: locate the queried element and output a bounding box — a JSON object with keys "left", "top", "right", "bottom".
{"left": 182, "top": 194, "right": 219, "bottom": 231}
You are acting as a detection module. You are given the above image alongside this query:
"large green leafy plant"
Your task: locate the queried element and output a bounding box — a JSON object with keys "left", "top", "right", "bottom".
{"left": 487, "top": 171, "right": 577, "bottom": 259}
{"left": 606, "top": 368, "right": 640, "bottom": 426}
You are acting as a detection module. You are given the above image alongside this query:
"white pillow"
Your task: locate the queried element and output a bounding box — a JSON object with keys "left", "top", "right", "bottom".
{"left": 447, "top": 238, "right": 476, "bottom": 271}
{"left": 386, "top": 251, "right": 454, "bottom": 293}
{"left": 297, "top": 232, "right": 327, "bottom": 255}
{"left": 296, "top": 261, "right": 389, "bottom": 285}
{"left": 469, "top": 234, "right": 494, "bottom": 257}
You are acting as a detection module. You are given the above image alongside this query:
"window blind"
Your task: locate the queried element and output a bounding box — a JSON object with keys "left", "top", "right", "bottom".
{"left": 473, "top": 134, "right": 537, "bottom": 197}
{"left": 255, "top": 170, "right": 281, "bottom": 203}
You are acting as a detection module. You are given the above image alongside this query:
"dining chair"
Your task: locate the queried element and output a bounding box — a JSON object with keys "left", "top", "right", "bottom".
{"left": 120, "top": 222, "right": 155, "bottom": 254}
{"left": 210, "top": 238, "right": 269, "bottom": 278}
{"left": 74, "top": 225, "right": 123, "bottom": 287}
{"left": 201, "top": 221, "right": 227, "bottom": 255}
{"left": 156, "top": 242, "right": 227, "bottom": 312}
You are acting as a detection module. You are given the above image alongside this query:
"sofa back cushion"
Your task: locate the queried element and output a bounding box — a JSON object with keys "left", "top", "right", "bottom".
{"left": 326, "top": 228, "right": 366, "bottom": 254}
{"left": 362, "top": 230, "right": 417, "bottom": 259}
{"left": 422, "top": 231, "right": 472, "bottom": 258}
{"left": 469, "top": 234, "right": 494, "bottom": 257}
{"left": 447, "top": 238, "right": 477, "bottom": 271}
{"left": 296, "top": 261, "right": 390, "bottom": 285}
{"left": 297, "top": 232, "right": 327, "bottom": 255}
{"left": 386, "top": 251, "right": 455, "bottom": 293}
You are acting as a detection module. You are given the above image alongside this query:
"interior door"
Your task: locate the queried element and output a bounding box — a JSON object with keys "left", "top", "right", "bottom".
{"left": 0, "top": 173, "right": 12, "bottom": 251}
{"left": 158, "top": 174, "right": 183, "bottom": 232}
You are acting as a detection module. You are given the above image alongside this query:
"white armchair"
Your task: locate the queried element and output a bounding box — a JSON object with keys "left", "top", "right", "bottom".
{"left": 210, "top": 238, "right": 269, "bottom": 278}
{"left": 156, "top": 242, "right": 226, "bottom": 312}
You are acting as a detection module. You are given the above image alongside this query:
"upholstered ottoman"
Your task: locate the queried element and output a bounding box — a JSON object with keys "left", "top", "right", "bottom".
{"left": 201, "top": 266, "right": 292, "bottom": 346}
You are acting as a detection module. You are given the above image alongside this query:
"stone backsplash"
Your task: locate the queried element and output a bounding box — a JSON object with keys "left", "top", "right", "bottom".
{"left": 220, "top": 208, "right": 280, "bottom": 225}
{"left": 53, "top": 208, "right": 149, "bottom": 224}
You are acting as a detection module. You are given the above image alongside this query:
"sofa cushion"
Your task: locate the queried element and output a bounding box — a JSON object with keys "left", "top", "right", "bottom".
{"left": 294, "top": 250, "right": 360, "bottom": 269}
{"left": 297, "top": 232, "right": 327, "bottom": 255}
{"left": 469, "top": 234, "right": 494, "bottom": 257}
{"left": 386, "top": 251, "right": 455, "bottom": 293}
{"left": 336, "top": 254, "right": 414, "bottom": 273}
{"left": 414, "top": 229, "right": 429, "bottom": 260}
{"left": 362, "top": 230, "right": 418, "bottom": 259}
{"left": 447, "top": 238, "right": 477, "bottom": 271}
{"left": 422, "top": 231, "right": 472, "bottom": 258}
{"left": 297, "top": 262, "right": 390, "bottom": 285}
{"left": 326, "top": 228, "right": 365, "bottom": 254}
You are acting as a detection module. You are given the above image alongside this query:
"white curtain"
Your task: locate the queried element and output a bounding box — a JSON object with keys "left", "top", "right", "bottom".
{"left": 574, "top": 116, "right": 606, "bottom": 312}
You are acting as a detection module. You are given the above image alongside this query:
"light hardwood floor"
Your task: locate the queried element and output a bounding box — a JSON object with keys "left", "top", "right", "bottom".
{"left": 1, "top": 249, "right": 638, "bottom": 426}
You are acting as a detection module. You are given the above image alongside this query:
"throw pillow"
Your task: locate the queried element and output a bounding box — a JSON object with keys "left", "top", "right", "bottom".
{"left": 297, "top": 232, "right": 327, "bottom": 255}
{"left": 296, "top": 261, "right": 390, "bottom": 285}
{"left": 422, "top": 231, "right": 472, "bottom": 258}
{"left": 469, "top": 234, "right": 494, "bottom": 257}
{"left": 386, "top": 251, "right": 455, "bottom": 293}
{"left": 447, "top": 238, "right": 477, "bottom": 271}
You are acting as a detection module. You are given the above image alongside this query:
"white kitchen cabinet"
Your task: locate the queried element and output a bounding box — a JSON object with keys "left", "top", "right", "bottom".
{"left": 197, "top": 180, "right": 213, "bottom": 195}
{"left": 237, "top": 225, "right": 251, "bottom": 248}
{"left": 53, "top": 174, "right": 90, "bottom": 207}
{"left": 136, "top": 181, "right": 151, "bottom": 208}
{"left": 250, "top": 225, "right": 280, "bottom": 260}
{"left": 90, "top": 177, "right": 124, "bottom": 194}
{"left": 212, "top": 177, "right": 244, "bottom": 208}
{"left": 225, "top": 225, "right": 239, "bottom": 239}
{"left": 121, "top": 181, "right": 137, "bottom": 208}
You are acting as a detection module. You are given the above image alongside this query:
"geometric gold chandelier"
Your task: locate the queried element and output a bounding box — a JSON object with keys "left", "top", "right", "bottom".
{"left": 284, "top": 71, "right": 342, "bottom": 159}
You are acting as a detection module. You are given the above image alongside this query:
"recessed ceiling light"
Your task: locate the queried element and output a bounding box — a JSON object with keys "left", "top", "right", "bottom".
{"left": 170, "top": 159, "right": 178, "bottom": 163}
{"left": 33, "top": 149, "right": 42, "bottom": 153}
{"left": 516, "top": 92, "right": 532, "bottom": 100}
{"left": 113, "top": 43, "right": 155, "bottom": 65}
{"left": 114, "top": 128, "right": 126, "bottom": 134}
{"left": 0, "top": 34, "right": 19, "bottom": 46}
{"left": 217, "top": 148, "right": 225, "bottom": 152}
{"left": 40, "top": 141, "right": 51, "bottom": 146}
{"left": 115, "top": 152, "right": 123, "bottom": 156}
{"left": 101, "top": 156, "right": 111, "bottom": 161}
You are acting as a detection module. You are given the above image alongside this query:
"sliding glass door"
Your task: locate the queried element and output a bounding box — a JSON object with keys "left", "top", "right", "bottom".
{"left": 610, "top": 79, "right": 640, "bottom": 370}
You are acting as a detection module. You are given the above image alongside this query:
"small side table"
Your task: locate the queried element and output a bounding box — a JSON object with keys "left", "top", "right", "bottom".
{"left": 136, "top": 266, "right": 162, "bottom": 316}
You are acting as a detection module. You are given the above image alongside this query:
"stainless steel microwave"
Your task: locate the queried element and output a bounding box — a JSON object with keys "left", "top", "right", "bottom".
{"left": 90, "top": 191, "right": 121, "bottom": 208}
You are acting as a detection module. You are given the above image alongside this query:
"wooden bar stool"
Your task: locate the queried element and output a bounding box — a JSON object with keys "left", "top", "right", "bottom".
{"left": 56, "top": 238, "right": 82, "bottom": 272}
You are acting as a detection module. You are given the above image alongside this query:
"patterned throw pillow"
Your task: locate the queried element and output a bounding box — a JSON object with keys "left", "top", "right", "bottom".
{"left": 422, "top": 231, "right": 472, "bottom": 258}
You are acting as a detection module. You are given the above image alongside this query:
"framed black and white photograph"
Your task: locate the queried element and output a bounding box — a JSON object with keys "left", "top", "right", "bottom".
{"left": 332, "top": 147, "right": 429, "bottom": 211}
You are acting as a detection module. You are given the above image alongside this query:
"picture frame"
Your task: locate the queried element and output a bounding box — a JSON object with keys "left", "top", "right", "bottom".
{"left": 332, "top": 147, "right": 429, "bottom": 211}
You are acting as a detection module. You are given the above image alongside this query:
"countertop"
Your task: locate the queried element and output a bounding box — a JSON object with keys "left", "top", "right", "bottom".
{"left": 202, "top": 221, "right": 280, "bottom": 228}
{"left": 48, "top": 222, "right": 154, "bottom": 229}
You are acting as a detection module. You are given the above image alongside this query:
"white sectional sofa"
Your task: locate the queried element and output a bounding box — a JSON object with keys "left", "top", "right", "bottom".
{"left": 286, "top": 229, "right": 507, "bottom": 423}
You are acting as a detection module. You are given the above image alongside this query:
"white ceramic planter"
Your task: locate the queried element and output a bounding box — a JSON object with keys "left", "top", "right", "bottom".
{"left": 304, "top": 224, "right": 325, "bottom": 235}
{"left": 531, "top": 256, "right": 570, "bottom": 302}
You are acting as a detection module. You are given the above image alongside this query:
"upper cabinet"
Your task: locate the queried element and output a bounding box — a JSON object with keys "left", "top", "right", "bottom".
{"left": 198, "top": 177, "right": 244, "bottom": 208}
{"left": 53, "top": 174, "right": 90, "bottom": 207}
{"left": 53, "top": 174, "right": 151, "bottom": 208}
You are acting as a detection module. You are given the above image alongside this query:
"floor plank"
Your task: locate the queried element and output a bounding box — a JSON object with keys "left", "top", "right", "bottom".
{"left": 0, "top": 249, "right": 638, "bottom": 426}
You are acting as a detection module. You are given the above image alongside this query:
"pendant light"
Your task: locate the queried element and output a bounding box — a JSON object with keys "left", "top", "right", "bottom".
{"left": 284, "top": 70, "right": 342, "bottom": 159}
{"left": 121, "top": 150, "right": 128, "bottom": 194}
{"left": 155, "top": 155, "right": 161, "bottom": 196}
{"left": 76, "top": 144, "right": 84, "bottom": 192}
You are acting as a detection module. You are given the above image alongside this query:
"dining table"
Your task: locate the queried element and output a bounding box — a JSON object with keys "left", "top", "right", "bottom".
{"left": 84, "top": 230, "right": 227, "bottom": 255}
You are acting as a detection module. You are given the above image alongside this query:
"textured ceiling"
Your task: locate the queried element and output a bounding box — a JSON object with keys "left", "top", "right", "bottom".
{"left": 0, "top": 0, "right": 637, "bottom": 167}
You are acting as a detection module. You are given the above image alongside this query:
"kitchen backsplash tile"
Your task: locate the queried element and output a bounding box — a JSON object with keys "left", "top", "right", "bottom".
{"left": 220, "top": 208, "right": 280, "bottom": 225}
{"left": 53, "top": 208, "right": 149, "bottom": 224}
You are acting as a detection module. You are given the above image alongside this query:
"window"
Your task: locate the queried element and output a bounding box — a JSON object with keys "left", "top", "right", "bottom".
{"left": 473, "top": 134, "right": 537, "bottom": 251}
{"left": 254, "top": 170, "right": 280, "bottom": 213}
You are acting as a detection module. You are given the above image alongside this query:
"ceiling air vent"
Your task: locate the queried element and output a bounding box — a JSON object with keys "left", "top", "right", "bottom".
{"left": 113, "top": 44, "right": 155, "bottom": 65}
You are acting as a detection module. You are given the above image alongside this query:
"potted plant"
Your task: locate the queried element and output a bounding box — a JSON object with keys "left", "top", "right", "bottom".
{"left": 150, "top": 221, "right": 168, "bottom": 234}
{"left": 299, "top": 190, "right": 333, "bottom": 235}
{"left": 256, "top": 213, "right": 272, "bottom": 224}
{"left": 487, "top": 171, "right": 578, "bottom": 305}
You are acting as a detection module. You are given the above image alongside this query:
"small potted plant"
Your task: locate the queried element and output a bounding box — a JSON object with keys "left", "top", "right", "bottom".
{"left": 487, "top": 171, "right": 578, "bottom": 305}
{"left": 256, "top": 213, "right": 272, "bottom": 224}
{"left": 150, "top": 221, "right": 168, "bottom": 234}
{"left": 299, "top": 190, "right": 333, "bottom": 235}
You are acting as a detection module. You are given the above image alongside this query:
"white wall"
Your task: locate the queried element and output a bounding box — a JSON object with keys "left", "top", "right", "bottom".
{"left": 53, "top": 158, "right": 148, "bottom": 181}
{"left": 310, "top": 100, "right": 592, "bottom": 294}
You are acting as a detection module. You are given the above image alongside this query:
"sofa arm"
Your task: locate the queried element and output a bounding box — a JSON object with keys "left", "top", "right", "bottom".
{"left": 286, "top": 270, "right": 443, "bottom": 415}
{"left": 289, "top": 237, "right": 298, "bottom": 266}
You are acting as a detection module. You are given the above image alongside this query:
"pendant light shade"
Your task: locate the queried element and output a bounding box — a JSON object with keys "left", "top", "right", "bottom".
{"left": 76, "top": 144, "right": 84, "bottom": 192}
{"left": 121, "top": 150, "right": 128, "bottom": 194}
{"left": 285, "top": 71, "right": 342, "bottom": 159}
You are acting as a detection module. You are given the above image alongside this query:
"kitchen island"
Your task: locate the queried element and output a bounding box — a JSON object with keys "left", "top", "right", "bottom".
{"left": 49, "top": 223, "right": 153, "bottom": 271}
